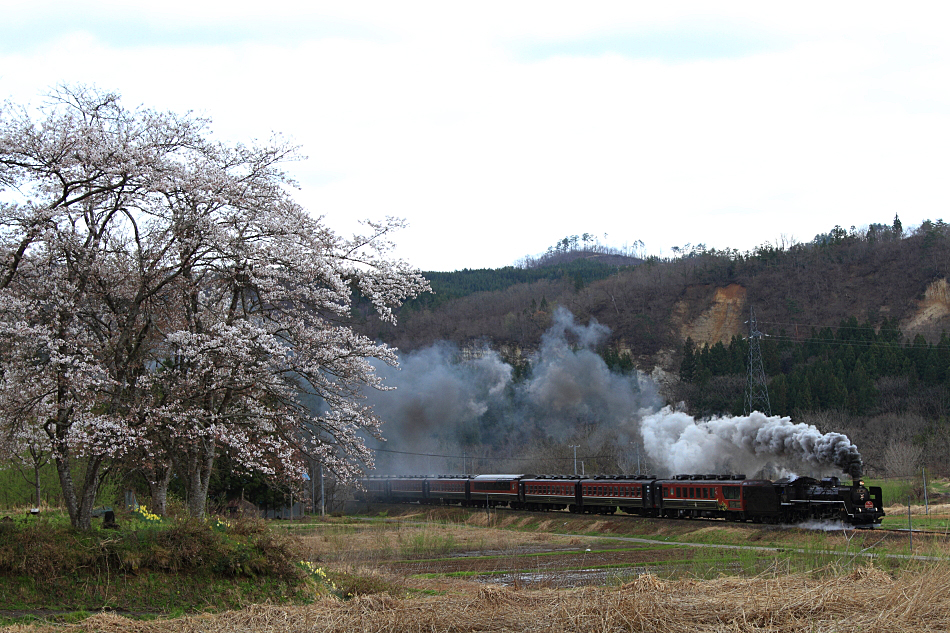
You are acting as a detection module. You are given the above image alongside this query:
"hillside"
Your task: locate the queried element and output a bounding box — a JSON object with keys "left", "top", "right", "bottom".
{"left": 375, "top": 220, "right": 950, "bottom": 365}
{"left": 362, "top": 220, "right": 950, "bottom": 478}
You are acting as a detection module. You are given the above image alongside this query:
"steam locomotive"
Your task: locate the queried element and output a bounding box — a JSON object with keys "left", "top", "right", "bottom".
{"left": 356, "top": 473, "right": 884, "bottom": 527}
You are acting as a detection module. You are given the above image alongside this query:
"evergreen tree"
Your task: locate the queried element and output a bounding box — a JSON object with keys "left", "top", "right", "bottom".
{"left": 680, "top": 337, "right": 698, "bottom": 383}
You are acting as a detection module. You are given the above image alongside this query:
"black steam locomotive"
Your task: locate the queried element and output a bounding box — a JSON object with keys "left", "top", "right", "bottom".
{"left": 357, "top": 473, "right": 884, "bottom": 527}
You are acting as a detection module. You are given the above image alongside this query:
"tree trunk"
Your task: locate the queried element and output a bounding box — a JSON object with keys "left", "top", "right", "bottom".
{"left": 178, "top": 439, "right": 216, "bottom": 517}
{"left": 146, "top": 461, "right": 174, "bottom": 516}
{"left": 33, "top": 462, "right": 41, "bottom": 509}
{"left": 54, "top": 453, "right": 104, "bottom": 530}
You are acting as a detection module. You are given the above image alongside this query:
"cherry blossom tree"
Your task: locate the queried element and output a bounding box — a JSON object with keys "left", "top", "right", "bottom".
{"left": 0, "top": 85, "right": 428, "bottom": 527}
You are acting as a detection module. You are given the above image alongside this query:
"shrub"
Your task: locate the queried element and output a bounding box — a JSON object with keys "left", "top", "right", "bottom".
{"left": 0, "top": 513, "right": 303, "bottom": 582}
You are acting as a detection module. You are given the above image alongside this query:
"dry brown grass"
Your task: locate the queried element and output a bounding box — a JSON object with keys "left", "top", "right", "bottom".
{"left": 886, "top": 502, "right": 950, "bottom": 516}
{"left": 8, "top": 563, "right": 950, "bottom": 632}
{"left": 294, "top": 521, "right": 574, "bottom": 566}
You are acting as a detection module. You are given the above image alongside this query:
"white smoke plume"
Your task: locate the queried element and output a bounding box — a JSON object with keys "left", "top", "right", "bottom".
{"left": 641, "top": 407, "right": 863, "bottom": 479}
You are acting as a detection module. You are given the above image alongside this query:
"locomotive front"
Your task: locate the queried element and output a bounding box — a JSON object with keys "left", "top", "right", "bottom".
{"left": 846, "top": 479, "right": 885, "bottom": 527}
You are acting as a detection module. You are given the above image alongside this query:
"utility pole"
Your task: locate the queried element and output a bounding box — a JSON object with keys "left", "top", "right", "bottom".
{"left": 569, "top": 445, "right": 579, "bottom": 475}
{"left": 744, "top": 305, "right": 771, "bottom": 416}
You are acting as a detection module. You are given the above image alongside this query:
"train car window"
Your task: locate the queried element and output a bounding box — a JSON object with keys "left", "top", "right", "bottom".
{"left": 675, "top": 487, "right": 681, "bottom": 498}
{"left": 688, "top": 488, "right": 694, "bottom": 498}
{"left": 722, "top": 486, "right": 740, "bottom": 500}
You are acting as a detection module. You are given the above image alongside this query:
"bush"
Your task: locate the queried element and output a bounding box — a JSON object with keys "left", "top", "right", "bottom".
{"left": 0, "top": 513, "right": 303, "bottom": 582}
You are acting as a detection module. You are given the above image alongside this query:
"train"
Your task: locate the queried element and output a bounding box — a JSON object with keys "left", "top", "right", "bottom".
{"left": 356, "top": 473, "right": 885, "bottom": 527}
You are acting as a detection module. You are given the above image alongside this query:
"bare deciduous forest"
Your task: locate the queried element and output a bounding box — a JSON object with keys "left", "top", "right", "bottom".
{"left": 367, "top": 221, "right": 950, "bottom": 480}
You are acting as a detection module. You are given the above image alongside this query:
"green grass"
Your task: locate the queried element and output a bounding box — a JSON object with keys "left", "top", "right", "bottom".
{"left": 880, "top": 512, "right": 950, "bottom": 531}
{"left": 0, "top": 510, "right": 320, "bottom": 616}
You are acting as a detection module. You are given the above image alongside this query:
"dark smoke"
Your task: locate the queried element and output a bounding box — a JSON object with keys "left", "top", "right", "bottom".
{"left": 360, "top": 307, "right": 864, "bottom": 480}
{"left": 364, "top": 307, "right": 659, "bottom": 474}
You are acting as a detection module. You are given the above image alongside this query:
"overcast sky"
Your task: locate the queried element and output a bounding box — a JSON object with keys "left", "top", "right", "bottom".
{"left": 3, "top": 2, "right": 948, "bottom": 271}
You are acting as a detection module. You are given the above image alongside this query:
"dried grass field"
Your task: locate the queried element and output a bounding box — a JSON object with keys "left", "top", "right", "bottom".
{"left": 5, "top": 505, "right": 950, "bottom": 632}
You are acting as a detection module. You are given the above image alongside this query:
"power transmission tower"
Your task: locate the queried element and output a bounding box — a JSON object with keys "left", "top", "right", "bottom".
{"left": 744, "top": 305, "right": 771, "bottom": 416}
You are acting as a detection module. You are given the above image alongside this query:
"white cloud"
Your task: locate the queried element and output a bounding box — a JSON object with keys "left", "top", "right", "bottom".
{"left": 2, "top": 2, "right": 949, "bottom": 269}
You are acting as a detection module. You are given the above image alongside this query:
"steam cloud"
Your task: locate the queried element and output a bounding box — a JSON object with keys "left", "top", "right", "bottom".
{"left": 364, "top": 307, "right": 659, "bottom": 474}
{"left": 641, "top": 407, "right": 863, "bottom": 479}
{"left": 361, "top": 307, "right": 863, "bottom": 480}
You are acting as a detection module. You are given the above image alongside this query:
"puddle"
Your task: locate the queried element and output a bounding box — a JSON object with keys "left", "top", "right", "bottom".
{"left": 475, "top": 567, "right": 662, "bottom": 588}
{"left": 472, "top": 560, "right": 756, "bottom": 588}
{"left": 448, "top": 546, "right": 567, "bottom": 559}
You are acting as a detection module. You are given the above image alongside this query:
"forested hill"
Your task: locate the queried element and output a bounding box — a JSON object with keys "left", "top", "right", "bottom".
{"left": 363, "top": 219, "right": 950, "bottom": 477}
{"left": 403, "top": 251, "right": 641, "bottom": 313}
{"left": 372, "top": 220, "right": 950, "bottom": 362}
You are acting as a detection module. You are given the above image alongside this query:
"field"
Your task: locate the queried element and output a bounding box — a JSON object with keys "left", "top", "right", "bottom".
{"left": 4, "top": 502, "right": 950, "bottom": 632}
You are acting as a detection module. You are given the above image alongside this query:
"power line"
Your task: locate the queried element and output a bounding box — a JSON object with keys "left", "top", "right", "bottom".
{"left": 368, "top": 446, "right": 613, "bottom": 462}
{"left": 758, "top": 319, "right": 905, "bottom": 334}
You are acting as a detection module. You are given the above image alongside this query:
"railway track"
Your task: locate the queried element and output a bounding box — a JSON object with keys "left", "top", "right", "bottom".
{"left": 361, "top": 500, "right": 899, "bottom": 533}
